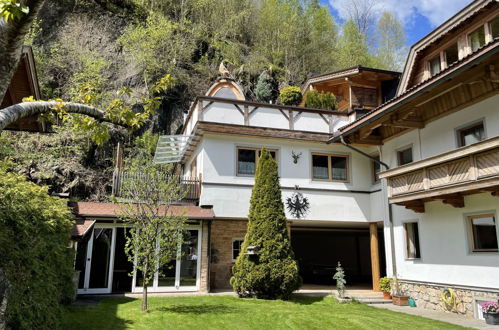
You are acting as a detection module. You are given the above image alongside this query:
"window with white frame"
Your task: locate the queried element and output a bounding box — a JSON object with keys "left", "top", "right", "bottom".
{"left": 232, "top": 239, "right": 244, "bottom": 261}
{"left": 444, "top": 43, "right": 459, "bottom": 67}
{"left": 429, "top": 55, "right": 441, "bottom": 76}
{"left": 469, "top": 26, "right": 486, "bottom": 52}
{"left": 467, "top": 214, "right": 498, "bottom": 252}
{"left": 237, "top": 147, "right": 276, "bottom": 176}
{"left": 372, "top": 154, "right": 381, "bottom": 184}
{"left": 404, "top": 222, "right": 421, "bottom": 259}
{"left": 490, "top": 16, "right": 499, "bottom": 39}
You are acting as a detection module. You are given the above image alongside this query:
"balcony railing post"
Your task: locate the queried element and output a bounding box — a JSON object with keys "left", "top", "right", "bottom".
{"left": 469, "top": 154, "right": 478, "bottom": 181}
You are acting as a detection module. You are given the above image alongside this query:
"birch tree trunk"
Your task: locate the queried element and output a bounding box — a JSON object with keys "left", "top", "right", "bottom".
{"left": 0, "top": 0, "right": 46, "bottom": 102}
{"left": 0, "top": 101, "right": 119, "bottom": 131}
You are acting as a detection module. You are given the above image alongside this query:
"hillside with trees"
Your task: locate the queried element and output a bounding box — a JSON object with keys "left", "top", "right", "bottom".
{"left": 0, "top": 0, "right": 407, "bottom": 201}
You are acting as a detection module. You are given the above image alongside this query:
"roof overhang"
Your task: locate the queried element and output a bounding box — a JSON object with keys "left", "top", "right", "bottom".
{"left": 329, "top": 38, "right": 499, "bottom": 145}
{"left": 398, "top": 0, "right": 495, "bottom": 94}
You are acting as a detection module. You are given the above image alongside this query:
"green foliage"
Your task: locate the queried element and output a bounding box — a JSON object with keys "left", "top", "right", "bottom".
{"left": 375, "top": 12, "right": 407, "bottom": 71}
{"left": 0, "top": 0, "right": 29, "bottom": 22}
{"left": 379, "top": 276, "right": 392, "bottom": 293}
{"left": 278, "top": 86, "right": 302, "bottom": 106}
{"left": 0, "top": 164, "right": 73, "bottom": 329}
{"left": 255, "top": 71, "right": 275, "bottom": 103}
{"left": 304, "top": 90, "right": 337, "bottom": 110}
{"left": 230, "top": 148, "right": 301, "bottom": 299}
{"left": 335, "top": 20, "right": 377, "bottom": 68}
{"left": 333, "top": 262, "right": 346, "bottom": 298}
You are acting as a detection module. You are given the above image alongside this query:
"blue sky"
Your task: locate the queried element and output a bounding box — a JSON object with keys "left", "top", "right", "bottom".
{"left": 320, "top": 0, "right": 473, "bottom": 46}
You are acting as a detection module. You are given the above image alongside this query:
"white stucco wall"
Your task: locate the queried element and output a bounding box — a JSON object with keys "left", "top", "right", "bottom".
{"left": 380, "top": 95, "right": 499, "bottom": 289}
{"left": 198, "top": 134, "right": 380, "bottom": 222}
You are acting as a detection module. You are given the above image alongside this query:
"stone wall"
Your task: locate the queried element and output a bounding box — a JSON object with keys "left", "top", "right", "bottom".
{"left": 199, "top": 221, "right": 210, "bottom": 292}
{"left": 399, "top": 280, "right": 499, "bottom": 318}
{"left": 210, "top": 219, "right": 248, "bottom": 289}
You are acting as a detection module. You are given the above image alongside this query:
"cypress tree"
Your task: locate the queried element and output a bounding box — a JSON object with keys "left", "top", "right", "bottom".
{"left": 230, "top": 148, "right": 301, "bottom": 299}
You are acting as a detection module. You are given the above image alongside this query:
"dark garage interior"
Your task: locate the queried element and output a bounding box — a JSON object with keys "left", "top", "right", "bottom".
{"left": 291, "top": 228, "right": 386, "bottom": 287}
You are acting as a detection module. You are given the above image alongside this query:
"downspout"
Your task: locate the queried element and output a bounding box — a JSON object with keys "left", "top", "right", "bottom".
{"left": 338, "top": 136, "right": 398, "bottom": 283}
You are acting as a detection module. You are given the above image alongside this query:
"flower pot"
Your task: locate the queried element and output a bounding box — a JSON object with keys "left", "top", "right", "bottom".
{"left": 383, "top": 292, "right": 392, "bottom": 300}
{"left": 484, "top": 312, "right": 499, "bottom": 325}
{"left": 392, "top": 295, "right": 410, "bottom": 306}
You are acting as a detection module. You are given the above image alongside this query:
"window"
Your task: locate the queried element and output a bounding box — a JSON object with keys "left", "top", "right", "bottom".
{"left": 372, "top": 154, "right": 381, "bottom": 184}
{"left": 467, "top": 214, "right": 498, "bottom": 252}
{"left": 404, "top": 222, "right": 421, "bottom": 259}
{"left": 237, "top": 147, "right": 276, "bottom": 176}
{"left": 490, "top": 16, "right": 499, "bottom": 39}
{"left": 457, "top": 122, "right": 485, "bottom": 147}
{"left": 429, "top": 55, "right": 441, "bottom": 76}
{"left": 232, "top": 239, "right": 244, "bottom": 261}
{"left": 444, "top": 43, "right": 459, "bottom": 67}
{"left": 469, "top": 26, "right": 486, "bottom": 52}
{"left": 397, "top": 147, "right": 413, "bottom": 166}
{"left": 311, "top": 153, "right": 349, "bottom": 182}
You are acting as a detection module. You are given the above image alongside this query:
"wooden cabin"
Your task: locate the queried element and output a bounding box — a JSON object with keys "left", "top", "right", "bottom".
{"left": 0, "top": 45, "right": 48, "bottom": 133}
{"left": 301, "top": 66, "right": 400, "bottom": 112}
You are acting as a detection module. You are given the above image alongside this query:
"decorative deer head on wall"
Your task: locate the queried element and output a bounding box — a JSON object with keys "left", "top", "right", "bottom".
{"left": 292, "top": 151, "right": 302, "bottom": 164}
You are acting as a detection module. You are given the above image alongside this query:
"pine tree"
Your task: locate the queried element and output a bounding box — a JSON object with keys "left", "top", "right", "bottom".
{"left": 255, "top": 71, "right": 275, "bottom": 103}
{"left": 333, "top": 262, "right": 346, "bottom": 298}
{"left": 230, "top": 148, "right": 301, "bottom": 299}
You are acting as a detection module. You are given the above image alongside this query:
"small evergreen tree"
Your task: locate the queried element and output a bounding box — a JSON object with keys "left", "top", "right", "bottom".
{"left": 230, "top": 148, "right": 301, "bottom": 299}
{"left": 333, "top": 262, "right": 346, "bottom": 298}
{"left": 255, "top": 71, "right": 275, "bottom": 103}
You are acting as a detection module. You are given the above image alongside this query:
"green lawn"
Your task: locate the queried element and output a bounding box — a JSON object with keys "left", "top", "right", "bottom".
{"left": 61, "top": 295, "right": 465, "bottom": 330}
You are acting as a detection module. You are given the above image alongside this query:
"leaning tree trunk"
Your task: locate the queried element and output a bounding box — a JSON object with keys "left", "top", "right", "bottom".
{"left": 0, "top": 0, "right": 46, "bottom": 102}
{"left": 0, "top": 269, "right": 10, "bottom": 330}
{"left": 0, "top": 101, "right": 120, "bottom": 131}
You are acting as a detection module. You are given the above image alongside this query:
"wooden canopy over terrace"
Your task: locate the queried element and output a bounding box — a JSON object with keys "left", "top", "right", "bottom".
{"left": 332, "top": 39, "right": 499, "bottom": 146}
{"left": 301, "top": 66, "right": 400, "bottom": 112}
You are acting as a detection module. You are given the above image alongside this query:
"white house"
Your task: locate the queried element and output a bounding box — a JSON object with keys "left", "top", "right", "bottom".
{"left": 72, "top": 0, "right": 499, "bottom": 319}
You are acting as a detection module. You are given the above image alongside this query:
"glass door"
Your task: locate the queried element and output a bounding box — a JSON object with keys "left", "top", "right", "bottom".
{"left": 132, "top": 226, "right": 201, "bottom": 293}
{"left": 77, "top": 226, "right": 116, "bottom": 294}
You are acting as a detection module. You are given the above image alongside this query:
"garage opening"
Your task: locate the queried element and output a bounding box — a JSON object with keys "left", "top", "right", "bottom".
{"left": 291, "top": 227, "right": 386, "bottom": 288}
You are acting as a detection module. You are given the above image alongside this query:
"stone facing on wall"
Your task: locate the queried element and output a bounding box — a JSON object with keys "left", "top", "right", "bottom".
{"left": 199, "top": 221, "right": 210, "bottom": 292}
{"left": 399, "top": 281, "right": 499, "bottom": 318}
{"left": 210, "top": 219, "right": 248, "bottom": 289}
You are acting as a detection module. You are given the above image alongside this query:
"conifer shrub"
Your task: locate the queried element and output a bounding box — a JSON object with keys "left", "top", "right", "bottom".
{"left": 304, "top": 90, "right": 337, "bottom": 110}
{"left": 230, "top": 149, "right": 301, "bottom": 299}
{"left": 255, "top": 71, "right": 275, "bottom": 103}
{"left": 0, "top": 164, "right": 74, "bottom": 329}
{"left": 278, "top": 86, "right": 302, "bottom": 106}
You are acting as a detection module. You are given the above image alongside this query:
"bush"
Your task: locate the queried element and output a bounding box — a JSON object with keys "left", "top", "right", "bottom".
{"left": 278, "top": 86, "right": 302, "bottom": 106}
{"left": 379, "top": 277, "right": 392, "bottom": 293}
{"left": 0, "top": 165, "right": 74, "bottom": 329}
{"left": 304, "top": 90, "right": 337, "bottom": 110}
{"left": 230, "top": 148, "right": 301, "bottom": 299}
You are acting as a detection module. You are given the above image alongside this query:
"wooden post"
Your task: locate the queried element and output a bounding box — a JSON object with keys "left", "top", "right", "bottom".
{"left": 369, "top": 222, "right": 381, "bottom": 292}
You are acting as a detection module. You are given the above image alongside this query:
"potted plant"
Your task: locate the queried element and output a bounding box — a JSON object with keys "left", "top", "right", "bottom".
{"left": 379, "top": 277, "right": 392, "bottom": 300}
{"left": 482, "top": 301, "right": 499, "bottom": 325}
{"left": 391, "top": 278, "right": 410, "bottom": 306}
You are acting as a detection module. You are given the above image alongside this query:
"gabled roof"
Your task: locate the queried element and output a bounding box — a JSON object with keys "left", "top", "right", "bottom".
{"left": 398, "top": 0, "right": 495, "bottom": 94}
{"left": 330, "top": 37, "right": 499, "bottom": 143}
{"left": 301, "top": 65, "right": 400, "bottom": 93}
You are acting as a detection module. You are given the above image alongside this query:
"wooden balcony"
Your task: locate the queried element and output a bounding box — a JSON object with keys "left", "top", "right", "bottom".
{"left": 112, "top": 170, "right": 201, "bottom": 203}
{"left": 379, "top": 136, "right": 499, "bottom": 213}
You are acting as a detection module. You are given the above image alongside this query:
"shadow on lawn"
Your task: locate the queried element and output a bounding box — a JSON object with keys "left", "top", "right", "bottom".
{"left": 290, "top": 295, "right": 326, "bottom": 305}
{"left": 157, "top": 304, "right": 238, "bottom": 315}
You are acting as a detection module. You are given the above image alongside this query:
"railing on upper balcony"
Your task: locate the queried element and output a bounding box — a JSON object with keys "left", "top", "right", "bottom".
{"left": 182, "top": 96, "right": 354, "bottom": 136}
{"left": 112, "top": 170, "right": 201, "bottom": 203}
{"left": 379, "top": 136, "right": 499, "bottom": 204}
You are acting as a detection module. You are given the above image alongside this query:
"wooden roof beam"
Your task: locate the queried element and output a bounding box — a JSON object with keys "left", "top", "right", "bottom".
{"left": 432, "top": 193, "right": 465, "bottom": 208}
{"left": 396, "top": 200, "right": 425, "bottom": 213}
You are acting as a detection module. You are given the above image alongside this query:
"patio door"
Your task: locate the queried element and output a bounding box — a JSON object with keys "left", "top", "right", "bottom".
{"left": 132, "top": 227, "right": 201, "bottom": 293}
{"left": 77, "top": 225, "right": 116, "bottom": 294}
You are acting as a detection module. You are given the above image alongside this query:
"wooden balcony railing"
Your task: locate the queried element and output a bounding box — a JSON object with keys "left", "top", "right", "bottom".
{"left": 112, "top": 170, "right": 201, "bottom": 203}
{"left": 379, "top": 136, "right": 499, "bottom": 212}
